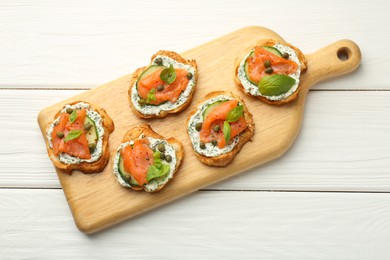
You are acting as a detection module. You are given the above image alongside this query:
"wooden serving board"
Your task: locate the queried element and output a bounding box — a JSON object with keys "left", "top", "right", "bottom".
{"left": 37, "top": 26, "right": 361, "bottom": 234}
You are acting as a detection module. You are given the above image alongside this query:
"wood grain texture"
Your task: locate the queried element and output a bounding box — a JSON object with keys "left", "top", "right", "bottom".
{"left": 1, "top": 189, "right": 390, "bottom": 259}
{"left": 0, "top": 0, "right": 386, "bottom": 89}
{"left": 36, "top": 27, "right": 360, "bottom": 233}
{"left": 1, "top": 90, "right": 390, "bottom": 191}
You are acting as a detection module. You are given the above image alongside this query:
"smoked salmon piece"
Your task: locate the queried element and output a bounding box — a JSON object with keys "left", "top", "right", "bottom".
{"left": 200, "top": 100, "right": 247, "bottom": 148}
{"left": 247, "top": 46, "right": 298, "bottom": 84}
{"left": 137, "top": 67, "right": 189, "bottom": 105}
{"left": 121, "top": 138, "right": 154, "bottom": 186}
{"left": 51, "top": 109, "right": 91, "bottom": 159}
{"left": 51, "top": 113, "right": 69, "bottom": 155}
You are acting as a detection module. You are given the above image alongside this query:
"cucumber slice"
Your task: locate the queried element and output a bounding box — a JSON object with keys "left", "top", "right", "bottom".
{"left": 202, "top": 100, "right": 228, "bottom": 120}
{"left": 84, "top": 116, "right": 98, "bottom": 151}
{"left": 118, "top": 155, "right": 140, "bottom": 186}
{"left": 138, "top": 65, "right": 165, "bottom": 82}
{"left": 261, "top": 46, "right": 282, "bottom": 57}
{"left": 244, "top": 51, "right": 257, "bottom": 85}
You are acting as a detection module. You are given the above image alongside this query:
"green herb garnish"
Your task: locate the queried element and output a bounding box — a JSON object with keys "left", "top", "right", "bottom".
{"left": 160, "top": 64, "right": 176, "bottom": 84}
{"left": 226, "top": 105, "right": 243, "bottom": 123}
{"left": 64, "top": 130, "right": 83, "bottom": 142}
{"left": 146, "top": 151, "right": 170, "bottom": 182}
{"left": 258, "top": 74, "right": 296, "bottom": 96}
{"left": 69, "top": 109, "right": 77, "bottom": 123}
{"left": 223, "top": 121, "right": 231, "bottom": 144}
{"left": 146, "top": 88, "right": 156, "bottom": 103}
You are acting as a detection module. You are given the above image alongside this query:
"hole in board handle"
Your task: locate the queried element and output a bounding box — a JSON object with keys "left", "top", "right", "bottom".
{"left": 337, "top": 47, "right": 351, "bottom": 61}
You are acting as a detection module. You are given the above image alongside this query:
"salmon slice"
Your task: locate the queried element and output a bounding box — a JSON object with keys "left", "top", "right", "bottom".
{"left": 200, "top": 100, "right": 247, "bottom": 148}
{"left": 137, "top": 67, "right": 189, "bottom": 105}
{"left": 247, "top": 46, "right": 298, "bottom": 84}
{"left": 51, "top": 113, "right": 69, "bottom": 155}
{"left": 121, "top": 138, "right": 154, "bottom": 186}
{"left": 51, "top": 109, "right": 91, "bottom": 159}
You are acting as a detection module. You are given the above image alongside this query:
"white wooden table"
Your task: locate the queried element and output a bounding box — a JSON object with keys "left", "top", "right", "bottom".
{"left": 1, "top": 1, "right": 390, "bottom": 259}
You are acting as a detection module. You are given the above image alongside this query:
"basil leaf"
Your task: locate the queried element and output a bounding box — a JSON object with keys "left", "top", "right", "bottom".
{"left": 258, "top": 74, "right": 296, "bottom": 96}
{"left": 153, "top": 150, "right": 161, "bottom": 160}
{"left": 146, "top": 150, "right": 171, "bottom": 182}
{"left": 64, "top": 130, "right": 83, "bottom": 142}
{"left": 69, "top": 109, "right": 77, "bottom": 123}
{"left": 146, "top": 88, "right": 156, "bottom": 103}
{"left": 226, "top": 105, "right": 243, "bottom": 123}
{"left": 146, "top": 163, "right": 170, "bottom": 182}
{"left": 160, "top": 64, "right": 176, "bottom": 84}
{"left": 223, "top": 121, "right": 231, "bottom": 144}
{"left": 146, "top": 165, "right": 159, "bottom": 182}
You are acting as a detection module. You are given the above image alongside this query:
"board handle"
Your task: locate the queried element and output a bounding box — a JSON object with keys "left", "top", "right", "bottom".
{"left": 304, "top": 39, "right": 361, "bottom": 87}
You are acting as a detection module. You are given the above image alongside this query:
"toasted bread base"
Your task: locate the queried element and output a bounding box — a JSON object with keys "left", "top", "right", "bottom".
{"left": 128, "top": 50, "right": 198, "bottom": 119}
{"left": 45, "top": 101, "right": 115, "bottom": 174}
{"left": 115, "top": 124, "right": 184, "bottom": 192}
{"left": 234, "top": 39, "right": 307, "bottom": 105}
{"left": 186, "top": 91, "right": 255, "bottom": 167}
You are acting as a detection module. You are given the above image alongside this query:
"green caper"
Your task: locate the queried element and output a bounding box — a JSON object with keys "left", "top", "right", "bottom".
{"left": 138, "top": 99, "right": 147, "bottom": 106}
{"left": 155, "top": 58, "right": 163, "bottom": 65}
{"left": 211, "top": 140, "right": 217, "bottom": 146}
{"left": 157, "top": 85, "right": 164, "bottom": 92}
{"left": 56, "top": 132, "right": 64, "bottom": 138}
{"left": 199, "top": 142, "right": 206, "bottom": 149}
{"left": 213, "top": 125, "right": 220, "bottom": 132}
{"left": 265, "top": 67, "right": 273, "bottom": 74}
{"left": 88, "top": 143, "right": 96, "bottom": 153}
{"left": 66, "top": 108, "right": 73, "bottom": 114}
{"left": 160, "top": 153, "right": 166, "bottom": 160}
{"left": 264, "top": 60, "right": 271, "bottom": 68}
{"left": 165, "top": 154, "right": 172, "bottom": 163}
{"left": 157, "top": 143, "right": 165, "bottom": 152}
{"left": 124, "top": 174, "right": 131, "bottom": 182}
{"left": 186, "top": 72, "right": 193, "bottom": 80}
{"left": 282, "top": 52, "right": 289, "bottom": 59}
{"left": 84, "top": 122, "right": 92, "bottom": 131}
{"left": 195, "top": 122, "right": 203, "bottom": 131}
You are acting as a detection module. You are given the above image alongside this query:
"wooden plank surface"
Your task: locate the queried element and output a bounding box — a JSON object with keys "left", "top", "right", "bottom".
{"left": 1, "top": 189, "right": 390, "bottom": 259}
{"left": 1, "top": 90, "right": 389, "bottom": 191}
{"left": 1, "top": 1, "right": 390, "bottom": 258}
{"left": 36, "top": 27, "right": 361, "bottom": 233}
{"left": 0, "top": 0, "right": 387, "bottom": 90}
